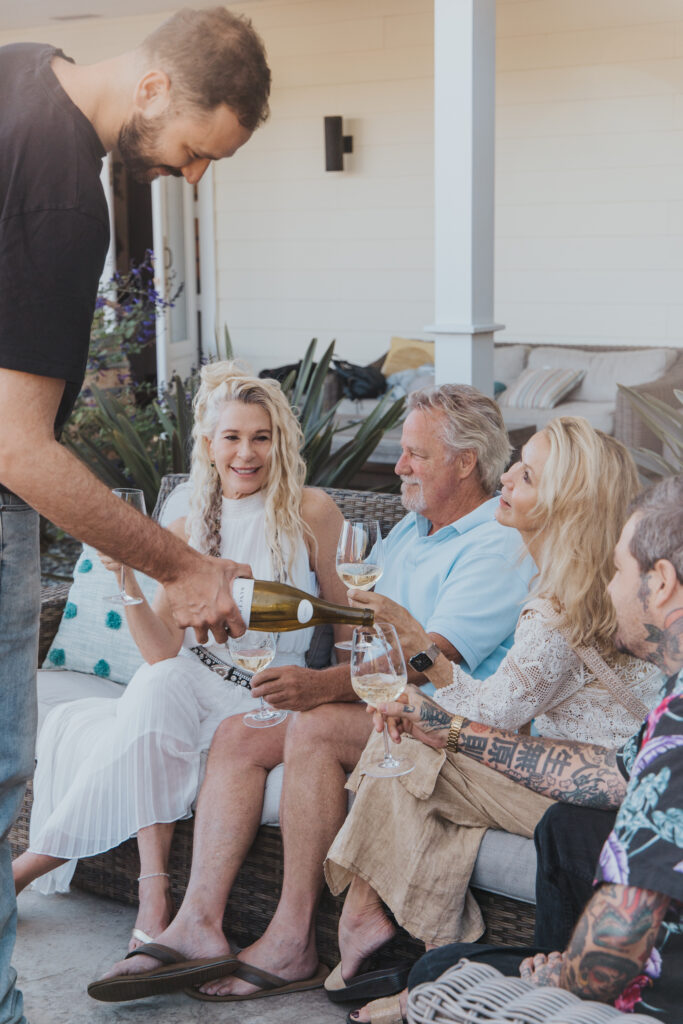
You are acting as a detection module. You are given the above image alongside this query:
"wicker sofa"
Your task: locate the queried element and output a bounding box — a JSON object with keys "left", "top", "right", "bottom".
{"left": 9, "top": 479, "right": 537, "bottom": 965}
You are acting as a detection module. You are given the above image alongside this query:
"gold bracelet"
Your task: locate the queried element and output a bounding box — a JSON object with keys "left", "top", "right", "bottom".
{"left": 446, "top": 714, "right": 465, "bottom": 754}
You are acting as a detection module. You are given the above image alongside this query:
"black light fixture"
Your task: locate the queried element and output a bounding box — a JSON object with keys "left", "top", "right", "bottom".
{"left": 324, "top": 116, "right": 353, "bottom": 171}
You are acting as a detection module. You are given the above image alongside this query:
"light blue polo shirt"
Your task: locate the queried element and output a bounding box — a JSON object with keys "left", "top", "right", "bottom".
{"left": 376, "top": 497, "right": 536, "bottom": 692}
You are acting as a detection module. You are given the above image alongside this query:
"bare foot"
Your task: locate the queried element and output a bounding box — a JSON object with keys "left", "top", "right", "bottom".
{"left": 337, "top": 880, "right": 396, "bottom": 983}
{"left": 128, "top": 878, "right": 175, "bottom": 952}
{"left": 198, "top": 927, "right": 319, "bottom": 997}
{"left": 349, "top": 987, "right": 408, "bottom": 1023}
{"left": 100, "top": 914, "right": 232, "bottom": 981}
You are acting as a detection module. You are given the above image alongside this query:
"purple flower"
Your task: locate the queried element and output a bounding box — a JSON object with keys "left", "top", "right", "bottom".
{"left": 633, "top": 736, "right": 683, "bottom": 776}
{"left": 599, "top": 833, "right": 630, "bottom": 884}
{"left": 644, "top": 947, "right": 662, "bottom": 979}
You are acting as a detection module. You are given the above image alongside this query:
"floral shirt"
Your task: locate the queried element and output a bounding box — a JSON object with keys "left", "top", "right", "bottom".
{"left": 595, "top": 668, "right": 683, "bottom": 1020}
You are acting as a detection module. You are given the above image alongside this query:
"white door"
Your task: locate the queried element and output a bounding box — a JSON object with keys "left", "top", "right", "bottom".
{"left": 151, "top": 175, "right": 199, "bottom": 389}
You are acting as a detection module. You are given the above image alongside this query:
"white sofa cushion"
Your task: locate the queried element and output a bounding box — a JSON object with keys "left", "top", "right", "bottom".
{"left": 499, "top": 367, "right": 585, "bottom": 410}
{"left": 526, "top": 345, "right": 677, "bottom": 404}
{"left": 578, "top": 347, "right": 678, "bottom": 403}
{"left": 502, "top": 401, "right": 615, "bottom": 435}
{"left": 494, "top": 345, "right": 530, "bottom": 386}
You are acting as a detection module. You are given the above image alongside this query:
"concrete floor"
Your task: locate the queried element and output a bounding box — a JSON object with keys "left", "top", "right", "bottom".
{"left": 15, "top": 887, "right": 349, "bottom": 1024}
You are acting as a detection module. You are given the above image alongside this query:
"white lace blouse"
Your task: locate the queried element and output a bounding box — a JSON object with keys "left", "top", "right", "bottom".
{"left": 433, "top": 602, "right": 663, "bottom": 747}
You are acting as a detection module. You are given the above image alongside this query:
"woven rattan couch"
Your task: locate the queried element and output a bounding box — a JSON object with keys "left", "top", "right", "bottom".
{"left": 9, "top": 478, "right": 536, "bottom": 966}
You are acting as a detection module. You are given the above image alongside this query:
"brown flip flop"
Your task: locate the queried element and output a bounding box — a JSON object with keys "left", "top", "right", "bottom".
{"left": 87, "top": 942, "right": 240, "bottom": 1002}
{"left": 185, "top": 960, "right": 330, "bottom": 1001}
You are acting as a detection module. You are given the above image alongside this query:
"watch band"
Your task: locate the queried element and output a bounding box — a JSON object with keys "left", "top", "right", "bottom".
{"left": 409, "top": 641, "right": 442, "bottom": 670}
{"left": 446, "top": 714, "right": 465, "bottom": 754}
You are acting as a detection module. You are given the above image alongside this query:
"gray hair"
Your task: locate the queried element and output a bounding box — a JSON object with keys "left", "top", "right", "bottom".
{"left": 628, "top": 474, "right": 683, "bottom": 583}
{"left": 407, "top": 384, "right": 512, "bottom": 496}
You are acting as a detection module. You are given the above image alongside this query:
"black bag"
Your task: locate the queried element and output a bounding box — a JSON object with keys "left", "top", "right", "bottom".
{"left": 332, "top": 359, "right": 387, "bottom": 401}
{"left": 259, "top": 361, "right": 310, "bottom": 384}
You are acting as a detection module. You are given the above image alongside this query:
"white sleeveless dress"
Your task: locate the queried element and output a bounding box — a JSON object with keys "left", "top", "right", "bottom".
{"left": 29, "top": 491, "right": 316, "bottom": 894}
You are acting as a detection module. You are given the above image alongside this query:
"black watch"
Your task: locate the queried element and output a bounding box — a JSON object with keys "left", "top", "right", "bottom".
{"left": 409, "top": 641, "right": 441, "bottom": 673}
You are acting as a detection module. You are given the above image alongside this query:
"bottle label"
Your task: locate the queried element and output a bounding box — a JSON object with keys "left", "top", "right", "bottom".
{"left": 297, "top": 599, "right": 313, "bottom": 624}
{"left": 232, "top": 577, "right": 254, "bottom": 629}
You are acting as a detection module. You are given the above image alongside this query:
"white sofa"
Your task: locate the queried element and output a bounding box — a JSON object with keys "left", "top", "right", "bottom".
{"left": 331, "top": 342, "right": 683, "bottom": 465}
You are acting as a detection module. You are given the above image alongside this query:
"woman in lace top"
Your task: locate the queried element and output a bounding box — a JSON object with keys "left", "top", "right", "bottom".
{"left": 323, "top": 418, "right": 662, "bottom": 1022}
{"left": 349, "top": 418, "right": 662, "bottom": 746}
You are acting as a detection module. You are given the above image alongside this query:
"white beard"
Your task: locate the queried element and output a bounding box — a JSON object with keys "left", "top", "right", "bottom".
{"left": 400, "top": 477, "right": 426, "bottom": 513}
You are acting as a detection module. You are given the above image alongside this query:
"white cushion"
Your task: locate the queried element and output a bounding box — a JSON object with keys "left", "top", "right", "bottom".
{"left": 472, "top": 830, "right": 537, "bottom": 904}
{"left": 36, "top": 668, "right": 124, "bottom": 730}
{"left": 578, "top": 347, "right": 677, "bottom": 403}
{"left": 494, "top": 345, "right": 530, "bottom": 386}
{"left": 527, "top": 346, "right": 594, "bottom": 375}
{"left": 502, "top": 401, "right": 615, "bottom": 435}
{"left": 499, "top": 367, "right": 585, "bottom": 409}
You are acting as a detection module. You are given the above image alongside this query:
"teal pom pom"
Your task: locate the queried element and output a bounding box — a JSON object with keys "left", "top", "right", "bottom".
{"left": 64, "top": 602, "right": 77, "bottom": 619}
{"left": 48, "top": 648, "right": 65, "bottom": 667}
{"left": 78, "top": 559, "right": 93, "bottom": 573}
{"left": 105, "top": 611, "right": 122, "bottom": 630}
{"left": 93, "top": 659, "right": 110, "bottom": 678}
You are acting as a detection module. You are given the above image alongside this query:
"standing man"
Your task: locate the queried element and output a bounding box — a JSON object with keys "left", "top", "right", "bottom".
{"left": 391, "top": 475, "right": 683, "bottom": 1022}
{"left": 0, "top": 9, "right": 270, "bottom": 1022}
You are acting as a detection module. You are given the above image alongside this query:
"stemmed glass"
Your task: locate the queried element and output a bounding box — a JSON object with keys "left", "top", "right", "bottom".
{"left": 107, "top": 488, "right": 146, "bottom": 605}
{"left": 351, "top": 622, "right": 414, "bottom": 778}
{"left": 228, "top": 630, "right": 287, "bottom": 729}
{"left": 335, "top": 519, "right": 384, "bottom": 651}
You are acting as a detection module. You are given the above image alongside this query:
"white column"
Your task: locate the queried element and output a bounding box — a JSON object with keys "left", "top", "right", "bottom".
{"left": 426, "top": 0, "right": 502, "bottom": 395}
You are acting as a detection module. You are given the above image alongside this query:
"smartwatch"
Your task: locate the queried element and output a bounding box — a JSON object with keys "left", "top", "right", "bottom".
{"left": 409, "top": 641, "right": 442, "bottom": 673}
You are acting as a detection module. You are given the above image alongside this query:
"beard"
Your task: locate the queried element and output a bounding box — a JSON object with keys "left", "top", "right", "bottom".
{"left": 117, "top": 110, "right": 182, "bottom": 184}
{"left": 400, "top": 477, "right": 426, "bottom": 513}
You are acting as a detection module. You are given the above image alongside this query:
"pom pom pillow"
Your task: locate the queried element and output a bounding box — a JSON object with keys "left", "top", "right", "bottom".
{"left": 42, "top": 545, "right": 159, "bottom": 684}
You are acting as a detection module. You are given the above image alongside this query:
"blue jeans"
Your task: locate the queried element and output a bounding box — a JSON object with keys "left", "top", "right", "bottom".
{"left": 0, "top": 491, "right": 39, "bottom": 1024}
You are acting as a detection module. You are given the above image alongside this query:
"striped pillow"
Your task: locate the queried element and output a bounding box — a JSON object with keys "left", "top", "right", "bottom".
{"left": 499, "top": 367, "right": 585, "bottom": 409}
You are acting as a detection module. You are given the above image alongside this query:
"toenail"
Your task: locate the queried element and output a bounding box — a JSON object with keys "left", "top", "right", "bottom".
{"left": 350, "top": 1013, "right": 360, "bottom": 1020}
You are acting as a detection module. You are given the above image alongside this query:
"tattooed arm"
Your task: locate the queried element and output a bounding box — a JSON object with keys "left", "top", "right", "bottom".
{"left": 376, "top": 684, "right": 628, "bottom": 808}
{"left": 559, "top": 884, "right": 670, "bottom": 1003}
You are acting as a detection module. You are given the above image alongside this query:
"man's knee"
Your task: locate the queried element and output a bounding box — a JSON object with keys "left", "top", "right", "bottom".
{"left": 285, "top": 703, "right": 369, "bottom": 758}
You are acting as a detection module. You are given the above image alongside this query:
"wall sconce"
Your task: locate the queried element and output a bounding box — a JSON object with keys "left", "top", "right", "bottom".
{"left": 324, "top": 116, "right": 353, "bottom": 171}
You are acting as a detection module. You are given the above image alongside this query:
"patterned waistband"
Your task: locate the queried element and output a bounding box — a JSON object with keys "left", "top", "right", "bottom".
{"left": 188, "top": 645, "right": 253, "bottom": 689}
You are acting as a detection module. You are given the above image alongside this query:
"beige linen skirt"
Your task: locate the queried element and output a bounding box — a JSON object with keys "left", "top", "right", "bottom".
{"left": 324, "top": 731, "right": 554, "bottom": 946}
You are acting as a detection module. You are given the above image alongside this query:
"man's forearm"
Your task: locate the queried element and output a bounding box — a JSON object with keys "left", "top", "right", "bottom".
{"left": 561, "top": 884, "right": 669, "bottom": 1003}
{"left": 457, "top": 720, "right": 627, "bottom": 809}
{"left": 4, "top": 438, "right": 195, "bottom": 585}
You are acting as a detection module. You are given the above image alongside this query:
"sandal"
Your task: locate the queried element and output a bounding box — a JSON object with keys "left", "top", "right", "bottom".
{"left": 346, "top": 993, "right": 405, "bottom": 1024}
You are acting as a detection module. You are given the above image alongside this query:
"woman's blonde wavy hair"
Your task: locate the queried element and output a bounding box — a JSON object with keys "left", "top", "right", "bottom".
{"left": 527, "top": 417, "right": 640, "bottom": 649}
{"left": 186, "top": 361, "right": 310, "bottom": 581}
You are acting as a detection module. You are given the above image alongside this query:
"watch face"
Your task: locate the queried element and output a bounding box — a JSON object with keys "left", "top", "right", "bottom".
{"left": 410, "top": 651, "right": 433, "bottom": 673}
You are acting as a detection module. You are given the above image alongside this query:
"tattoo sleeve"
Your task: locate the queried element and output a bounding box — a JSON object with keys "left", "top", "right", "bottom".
{"left": 561, "top": 884, "right": 670, "bottom": 1004}
{"left": 457, "top": 720, "right": 627, "bottom": 808}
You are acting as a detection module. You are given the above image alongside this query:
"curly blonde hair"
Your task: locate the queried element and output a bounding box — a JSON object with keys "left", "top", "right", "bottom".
{"left": 527, "top": 417, "right": 640, "bottom": 648}
{"left": 186, "top": 361, "right": 310, "bottom": 580}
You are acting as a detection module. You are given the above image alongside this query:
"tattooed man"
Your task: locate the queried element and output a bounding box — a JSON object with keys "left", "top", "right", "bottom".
{"left": 392, "top": 474, "right": 683, "bottom": 1021}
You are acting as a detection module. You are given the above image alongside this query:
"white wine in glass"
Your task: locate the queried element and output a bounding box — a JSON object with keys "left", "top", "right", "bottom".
{"left": 107, "top": 488, "right": 147, "bottom": 606}
{"left": 228, "top": 630, "right": 287, "bottom": 729}
{"left": 351, "top": 623, "right": 413, "bottom": 778}
{"left": 335, "top": 520, "right": 384, "bottom": 650}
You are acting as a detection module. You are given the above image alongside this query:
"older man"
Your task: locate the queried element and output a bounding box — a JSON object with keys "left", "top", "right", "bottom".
{"left": 392, "top": 474, "right": 683, "bottom": 1024}
{"left": 90, "top": 384, "right": 534, "bottom": 1003}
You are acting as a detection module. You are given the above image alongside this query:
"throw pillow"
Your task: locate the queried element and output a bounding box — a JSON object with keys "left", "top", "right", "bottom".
{"left": 42, "top": 545, "right": 159, "bottom": 684}
{"left": 500, "top": 367, "right": 585, "bottom": 410}
{"left": 381, "top": 336, "right": 435, "bottom": 377}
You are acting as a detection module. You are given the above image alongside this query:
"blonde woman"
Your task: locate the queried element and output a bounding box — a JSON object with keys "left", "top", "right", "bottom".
{"left": 13, "top": 362, "right": 348, "bottom": 950}
{"left": 323, "top": 419, "right": 663, "bottom": 1021}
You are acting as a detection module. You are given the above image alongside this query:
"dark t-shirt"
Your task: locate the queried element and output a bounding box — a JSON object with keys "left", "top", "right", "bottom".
{"left": 0, "top": 42, "right": 109, "bottom": 436}
{"left": 595, "top": 668, "right": 683, "bottom": 1021}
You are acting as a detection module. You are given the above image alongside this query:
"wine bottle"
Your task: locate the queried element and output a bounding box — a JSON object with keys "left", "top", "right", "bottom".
{"left": 232, "top": 578, "right": 374, "bottom": 632}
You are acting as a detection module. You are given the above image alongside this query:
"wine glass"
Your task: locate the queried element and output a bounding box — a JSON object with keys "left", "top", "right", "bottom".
{"left": 351, "top": 622, "right": 414, "bottom": 778}
{"left": 107, "top": 488, "right": 147, "bottom": 605}
{"left": 228, "top": 630, "right": 287, "bottom": 729}
{"left": 335, "top": 520, "right": 384, "bottom": 651}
